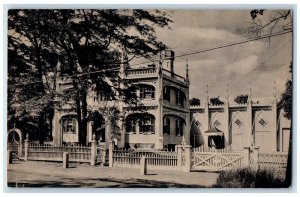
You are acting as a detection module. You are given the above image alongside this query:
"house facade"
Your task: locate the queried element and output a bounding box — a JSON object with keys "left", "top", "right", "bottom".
{"left": 52, "top": 50, "right": 191, "bottom": 150}
{"left": 51, "top": 49, "right": 291, "bottom": 152}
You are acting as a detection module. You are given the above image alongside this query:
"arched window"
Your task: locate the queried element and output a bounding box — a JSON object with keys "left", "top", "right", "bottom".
{"left": 163, "top": 86, "right": 171, "bottom": 101}
{"left": 176, "top": 118, "right": 184, "bottom": 136}
{"left": 61, "top": 115, "right": 77, "bottom": 134}
{"left": 176, "top": 90, "right": 185, "bottom": 107}
{"left": 126, "top": 113, "right": 155, "bottom": 134}
{"left": 163, "top": 117, "right": 171, "bottom": 135}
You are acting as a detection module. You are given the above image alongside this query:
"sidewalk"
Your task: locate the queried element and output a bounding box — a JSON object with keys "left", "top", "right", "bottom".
{"left": 7, "top": 160, "right": 219, "bottom": 188}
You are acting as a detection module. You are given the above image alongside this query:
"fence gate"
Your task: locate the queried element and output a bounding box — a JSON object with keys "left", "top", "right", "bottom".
{"left": 191, "top": 146, "right": 244, "bottom": 172}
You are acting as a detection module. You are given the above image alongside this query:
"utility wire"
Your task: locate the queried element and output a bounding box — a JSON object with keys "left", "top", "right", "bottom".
{"left": 8, "top": 30, "right": 292, "bottom": 87}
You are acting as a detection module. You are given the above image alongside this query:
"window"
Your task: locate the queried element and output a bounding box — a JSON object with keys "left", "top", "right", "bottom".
{"left": 96, "top": 93, "right": 111, "bottom": 101}
{"left": 126, "top": 117, "right": 137, "bottom": 134}
{"left": 126, "top": 114, "right": 155, "bottom": 134}
{"left": 163, "top": 117, "right": 171, "bottom": 135}
{"left": 62, "top": 116, "right": 77, "bottom": 134}
{"left": 163, "top": 86, "right": 171, "bottom": 101}
{"left": 176, "top": 119, "right": 184, "bottom": 136}
{"left": 176, "top": 90, "right": 185, "bottom": 107}
{"left": 140, "top": 86, "right": 155, "bottom": 100}
{"left": 140, "top": 115, "right": 155, "bottom": 134}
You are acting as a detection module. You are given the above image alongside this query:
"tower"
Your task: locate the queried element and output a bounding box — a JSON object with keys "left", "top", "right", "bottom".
{"left": 164, "top": 49, "right": 175, "bottom": 76}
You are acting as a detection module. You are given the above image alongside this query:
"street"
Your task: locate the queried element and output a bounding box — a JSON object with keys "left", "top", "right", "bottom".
{"left": 7, "top": 160, "right": 219, "bottom": 188}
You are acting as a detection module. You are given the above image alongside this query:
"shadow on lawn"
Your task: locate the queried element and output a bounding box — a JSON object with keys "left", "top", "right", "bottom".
{"left": 8, "top": 176, "right": 208, "bottom": 188}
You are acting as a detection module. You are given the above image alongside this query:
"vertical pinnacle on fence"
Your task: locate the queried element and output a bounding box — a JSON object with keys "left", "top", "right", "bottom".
{"left": 26, "top": 133, "right": 29, "bottom": 140}
{"left": 181, "top": 135, "right": 186, "bottom": 145}
{"left": 92, "top": 133, "right": 96, "bottom": 141}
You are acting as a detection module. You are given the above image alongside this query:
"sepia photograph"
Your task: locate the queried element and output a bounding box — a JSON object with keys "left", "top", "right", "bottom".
{"left": 6, "top": 7, "right": 293, "bottom": 189}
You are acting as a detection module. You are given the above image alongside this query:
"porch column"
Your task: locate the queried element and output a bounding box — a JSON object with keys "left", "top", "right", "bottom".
{"left": 105, "top": 116, "right": 112, "bottom": 147}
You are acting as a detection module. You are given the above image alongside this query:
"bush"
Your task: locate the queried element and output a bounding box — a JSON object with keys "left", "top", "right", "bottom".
{"left": 214, "top": 168, "right": 285, "bottom": 188}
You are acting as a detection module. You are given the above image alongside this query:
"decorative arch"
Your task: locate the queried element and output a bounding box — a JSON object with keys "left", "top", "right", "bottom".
{"left": 209, "top": 112, "right": 222, "bottom": 130}
{"left": 89, "top": 111, "right": 105, "bottom": 142}
{"left": 229, "top": 111, "right": 245, "bottom": 129}
{"left": 254, "top": 110, "right": 270, "bottom": 129}
{"left": 7, "top": 128, "right": 23, "bottom": 144}
{"left": 163, "top": 85, "right": 187, "bottom": 99}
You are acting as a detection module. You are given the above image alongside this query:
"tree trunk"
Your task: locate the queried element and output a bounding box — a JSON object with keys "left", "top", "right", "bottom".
{"left": 38, "top": 112, "right": 45, "bottom": 144}
{"left": 284, "top": 119, "right": 292, "bottom": 187}
{"left": 81, "top": 87, "right": 88, "bottom": 146}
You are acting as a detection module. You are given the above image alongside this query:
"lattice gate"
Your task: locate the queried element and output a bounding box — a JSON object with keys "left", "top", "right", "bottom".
{"left": 191, "top": 146, "right": 244, "bottom": 171}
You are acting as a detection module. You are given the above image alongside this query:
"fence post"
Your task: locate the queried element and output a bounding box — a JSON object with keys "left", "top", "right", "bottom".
{"left": 182, "top": 145, "right": 192, "bottom": 172}
{"left": 90, "top": 134, "right": 97, "bottom": 166}
{"left": 251, "top": 146, "right": 260, "bottom": 170}
{"left": 140, "top": 156, "right": 147, "bottom": 175}
{"left": 176, "top": 145, "right": 183, "bottom": 171}
{"left": 243, "top": 147, "right": 250, "bottom": 168}
{"left": 18, "top": 141, "right": 23, "bottom": 159}
{"left": 63, "top": 152, "right": 69, "bottom": 168}
{"left": 108, "top": 141, "right": 114, "bottom": 167}
{"left": 8, "top": 150, "right": 13, "bottom": 164}
{"left": 24, "top": 133, "right": 29, "bottom": 161}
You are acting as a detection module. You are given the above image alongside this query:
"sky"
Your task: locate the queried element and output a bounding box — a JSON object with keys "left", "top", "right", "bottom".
{"left": 153, "top": 10, "right": 292, "bottom": 104}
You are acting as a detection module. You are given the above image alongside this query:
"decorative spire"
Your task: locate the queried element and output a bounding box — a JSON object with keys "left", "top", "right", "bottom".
{"left": 186, "top": 58, "right": 189, "bottom": 83}
{"left": 225, "top": 84, "right": 229, "bottom": 102}
{"left": 248, "top": 81, "right": 252, "bottom": 104}
{"left": 181, "top": 135, "right": 186, "bottom": 145}
{"left": 273, "top": 80, "right": 277, "bottom": 100}
{"left": 206, "top": 84, "right": 209, "bottom": 104}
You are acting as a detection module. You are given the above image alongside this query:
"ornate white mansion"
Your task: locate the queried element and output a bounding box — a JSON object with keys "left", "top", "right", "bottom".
{"left": 52, "top": 50, "right": 291, "bottom": 152}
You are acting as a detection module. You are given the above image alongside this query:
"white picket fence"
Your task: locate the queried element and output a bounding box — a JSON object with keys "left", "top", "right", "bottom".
{"left": 27, "top": 143, "right": 92, "bottom": 163}
{"left": 258, "top": 152, "right": 288, "bottom": 169}
{"left": 112, "top": 150, "right": 178, "bottom": 170}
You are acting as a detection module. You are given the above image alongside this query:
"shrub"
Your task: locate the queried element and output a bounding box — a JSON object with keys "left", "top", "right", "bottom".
{"left": 214, "top": 168, "right": 285, "bottom": 188}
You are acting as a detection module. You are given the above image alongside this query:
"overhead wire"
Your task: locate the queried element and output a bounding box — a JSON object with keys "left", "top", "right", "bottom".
{"left": 8, "top": 30, "right": 292, "bottom": 87}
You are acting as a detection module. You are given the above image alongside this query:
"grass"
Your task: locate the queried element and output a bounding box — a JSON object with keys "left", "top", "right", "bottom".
{"left": 213, "top": 168, "right": 286, "bottom": 188}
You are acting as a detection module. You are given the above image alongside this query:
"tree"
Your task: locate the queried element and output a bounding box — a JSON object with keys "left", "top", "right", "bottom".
{"left": 210, "top": 97, "right": 224, "bottom": 106}
{"left": 8, "top": 9, "right": 172, "bottom": 145}
{"left": 234, "top": 95, "right": 248, "bottom": 104}
{"left": 249, "top": 10, "right": 292, "bottom": 36}
{"left": 189, "top": 98, "right": 200, "bottom": 106}
{"left": 8, "top": 10, "right": 58, "bottom": 143}
{"left": 280, "top": 62, "right": 292, "bottom": 187}
{"left": 249, "top": 10, "right": 293, "bottom": 187}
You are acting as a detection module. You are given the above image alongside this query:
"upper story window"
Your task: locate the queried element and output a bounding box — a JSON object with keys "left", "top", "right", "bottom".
{"left": 163, "top": 117, "right": 171, "bottom": 135}
{"left": 163, "top": 86, "right": 171, "bottom": 101}
{"left": 175, "top": 119, "right": 184, "bottom": 136}
{"left": 139, "top": 85, "right": 155, "bottom": 100}
{"left": 61, "top": 115, "right": 77, "bottom": 134}
{"left": 176, "top": 90, "right": 185, "bottom": 107}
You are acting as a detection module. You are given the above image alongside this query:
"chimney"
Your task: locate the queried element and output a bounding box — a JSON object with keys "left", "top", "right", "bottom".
{"left": 165, "top": 49, "right": 175, "bottom": 76}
